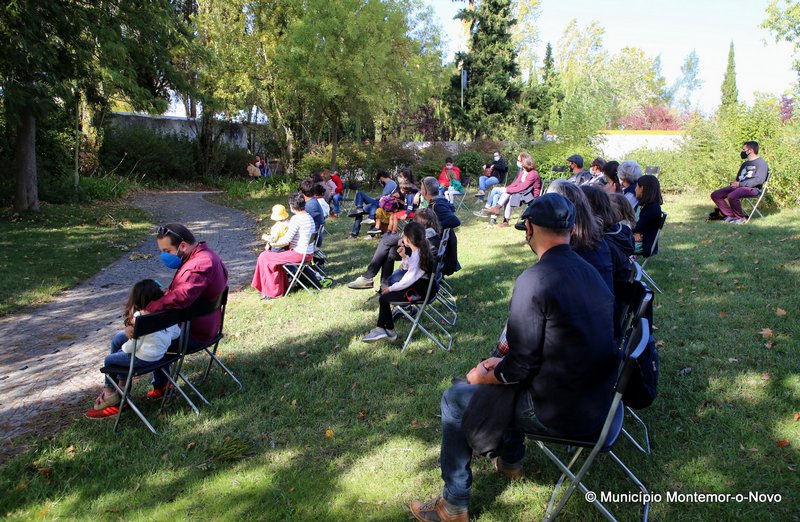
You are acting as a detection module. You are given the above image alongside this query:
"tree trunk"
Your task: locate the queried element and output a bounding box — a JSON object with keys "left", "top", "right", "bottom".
{"left": 330, "top": 114, "right": 339, "bottom": 171}
{"left": 13, "top": 108, "right": 40, "bottom": 212}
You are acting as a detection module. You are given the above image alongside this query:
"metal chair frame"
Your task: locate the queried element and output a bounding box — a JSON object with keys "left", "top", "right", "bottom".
{"left": 644, "top": 166, "right": 661, "bottom": 178}
{"left": 526, "top": 318, "right": 652, "bottom": 521}
{"left": 635, "top": 211, "right": 667, "bottom": 294}
{"left": 742, "top": 170, "right": 771, "bottom": 223}
{"left": 282, "top": 232, "right": 325, "bottom": 295}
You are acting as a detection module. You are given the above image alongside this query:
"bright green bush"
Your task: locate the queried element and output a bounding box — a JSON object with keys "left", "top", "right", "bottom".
{"left": 529, "top": 141, "right": 601, "bottom": 178}
{"left": 453, "top": 149, "right": 490, "bottom": 180}
{"left": 99, "top": 124, "right": 197, "bottom": 181}
{"left": 79, "top": 175, "right": 132, "bottom": 200}
{"left": 372, "top": 141, "right": 418, "bottom": 173}
{"left": 414, "top": 144, "right": 453, "bottom": 181}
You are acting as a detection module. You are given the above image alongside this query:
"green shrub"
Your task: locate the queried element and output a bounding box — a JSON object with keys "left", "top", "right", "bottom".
{"left": 372, "top": 141, "right": 418, "bottom": 173}
{"left": 99, "top": 124, "right": 197, "bottom": 181}
{"left": 453, "top": 149, "right": 490, "bottom": 179}
{"left": 624, "top": 148, "right": 688, "bottom": 194}
{"left": 529, "top": 141, "right": 600, "bottom": 179}
{"left": 414, "top": 143, "right": 453, "bottom": 181}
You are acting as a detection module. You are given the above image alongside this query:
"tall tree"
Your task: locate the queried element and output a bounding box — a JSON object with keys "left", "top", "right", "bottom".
{"left": 671, "top": 50, "right": 703, "bottom": 112}
{"left": 511, "top": 0, "right": 542, "bottom": 82}
{"left": 449, "top": 0, "right": 520, "bottom": 138}
{"left": 763, "top": 0, "right": 800, "bottom": 87}
{"left": 721, "top": 41, "right": 738, "bottom": 111}
{"left": 0, "top": 0, "right": 188, "bottom": 211}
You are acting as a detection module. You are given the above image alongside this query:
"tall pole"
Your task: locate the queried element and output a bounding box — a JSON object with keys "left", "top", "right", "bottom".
{"left": 73, "top": 88, "right": 81, "bottom": 191}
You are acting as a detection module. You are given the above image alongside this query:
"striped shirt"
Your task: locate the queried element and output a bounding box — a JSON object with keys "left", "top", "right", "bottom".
{"left": 285, "top": 212, "right": 315, "bottom": 255}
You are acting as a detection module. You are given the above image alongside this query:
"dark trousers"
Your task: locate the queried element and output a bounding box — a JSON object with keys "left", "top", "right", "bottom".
{"left": 376, "top": 278, "right": 430, "bottom": 330}
{"left": 365, "top": 233, "right": 402, "bottom": 283}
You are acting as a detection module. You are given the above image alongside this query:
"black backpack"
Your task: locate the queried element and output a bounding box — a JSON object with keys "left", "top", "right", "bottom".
{"left": 623, "top": 333, "right": 659, "bottom": 410}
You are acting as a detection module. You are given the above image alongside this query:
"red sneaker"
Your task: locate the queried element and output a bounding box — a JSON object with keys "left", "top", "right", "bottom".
{"left": 330, "top": 213, "right": 339, "bottom": 218}
{"left": 146, "top": 384, "right": 169, "bottom": 399}
{"left": 85, "top": 404, "right": 125, "bottom": 419}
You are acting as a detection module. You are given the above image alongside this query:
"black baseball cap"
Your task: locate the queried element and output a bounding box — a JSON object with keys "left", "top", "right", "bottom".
{"left": 515, "top": 193, "right": 576, "bottom": 231}
{"left": 566, "top": 154, "right": 584, "bottom": 168}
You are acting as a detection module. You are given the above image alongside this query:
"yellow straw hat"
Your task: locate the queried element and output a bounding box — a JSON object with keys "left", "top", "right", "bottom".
{"left": 270, "top": 204, "right": 289, "bottom": 221}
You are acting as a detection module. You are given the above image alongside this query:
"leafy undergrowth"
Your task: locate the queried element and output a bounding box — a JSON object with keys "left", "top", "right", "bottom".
{"left": 1, "top": 192, "right": 799, "bottom": 521}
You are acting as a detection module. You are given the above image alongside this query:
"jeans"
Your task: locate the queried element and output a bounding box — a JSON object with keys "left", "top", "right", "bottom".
{"left": 364, "top": 233, "right": 402, "bottom": 282}
{"left": 439, "top": 384, "right": 548, "bottom": 508}
{"left": 105, "top": 330, "right": 204, "bottom": 389}
{"left": 711, "top": 185, "right": 758, "bottom": 219}
{"left": 486, "top": 187, "right": 505, "bottom": 208}
{"left": 354, "top": 191, "right": 378, "bottom": 218}
{"left": 332, "top": 193, "right": 343, "bottom": 214}
{"left": 479, "top": 176, "right": 499, "bottom": 191}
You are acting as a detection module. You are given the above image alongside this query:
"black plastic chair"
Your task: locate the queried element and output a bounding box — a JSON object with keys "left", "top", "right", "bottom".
{"left": 525, "top": 318, "right": 652, "bottom": 521}
{"left": 635, "top": 211, "right": 667, "bottom": 294}
{"left": 100, "top": 309, "right": 199, "bottom": 433}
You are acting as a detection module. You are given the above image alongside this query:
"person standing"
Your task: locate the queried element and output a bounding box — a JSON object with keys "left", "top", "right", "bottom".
{"left": 709, "top": 141, "right": 769, "bottom": 224}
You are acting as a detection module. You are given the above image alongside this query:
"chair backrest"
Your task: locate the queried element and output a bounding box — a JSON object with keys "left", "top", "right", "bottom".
{"left": 646, "top": 211, "right": 668, "bottom": 258}
{"left": 617, "top": 318, "right": 650, "bottom": 393}
{"left": 183, "top": 286, "right": 229, "bottom": 340}
{"left": 131, "top": 308, "right": 182, "bottom": 339}
{"left": 644, "top": 166, "right": 661, "bottom": 177}
{"left": 551, "top": 165, "right": 567, "bottom": 173}
{"left": 314, "top": 225, "right": 325, "bottom": 249}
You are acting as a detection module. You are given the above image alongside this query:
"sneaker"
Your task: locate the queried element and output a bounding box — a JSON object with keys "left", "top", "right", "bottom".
{"left": 362, "top": 217, "right": 375, "bottom": 225}
{"left": 384, "top": 328, "right": 398, "bottom": 341}
{"left": 363, "top": 234, "right": 377, "bottom": 240}
{"left": 347, "top": 234, "right": 358, "bottom": 240}
{"left": 473, "top": 209, "right": 490, "bottom": 218}
{"left": 485, "top": 206, "right": 501, "bottom": 215}
{"left": 492, "top": 456, "right": 524, "bottom": 480}
{"left": 146, "top": 384, "right": 169, "bottom": 400}
{"left": 85, "top": 403, "right": 126, "bottom": 419}
{"left": 732, "top": 217, "right": 747, "bottom": 224}
{"left": 474, "top": 190, "right": 485, "bottom": 197}
{"left": 347, "top": 276, "right": 374, "bottom": 289}
{"left": 362, "top": 328, "right": 392, "bottom": 343}
{"left": 497, "top": 221, "right": 509, "bottom": 228}
{"left": 320, "top": 278, "right": 333, "bottom": 288}
{"left": 367, "top": 227, "right": 382, "bottom": 236}
{"left": 329, "top": 213, "right": 339, "bottom": 218}
{"left": 410, "top": 497, "right": 468, "bottom": 522}
{"left": 348, "top": 206, "right": 365, "bottom": 217}
{"left": 723, "top": 217, "right": 736, "bottom": 223}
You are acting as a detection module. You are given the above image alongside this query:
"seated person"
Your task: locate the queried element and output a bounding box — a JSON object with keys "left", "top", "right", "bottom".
{"left": 262, "top": 204, "right": 291, "bottom": 252}
{"left": 329, "top": 170, "right": 344, "bottom": 217}
{"left": 602, "top": 160, "right": 622, "bottom": 194}
{"left": 85, "top": 279, "right": 181, "bottom": 419}
{"left": 586, "top": 157, "right": 607, "bottom": 186}
{"left": 444, "top": 170, "right": 464, "bottom": 205}
{"left": 474, "top": 152, "right": 541, "bottom": 228}
{"left": 320, "top": 169, "right": 337, "bottom": 203}
{"left": 609, "top": 192, "right": 637, "bottom": 229}
{"left": 348, "top": 171, "right": 398, "bottom": 238}
{"left": 546, "top": 180, "right": 614, "bottom": 293}
{"left": 618, "top": 160, "right": 643, "bottom": 209}
{"left": 409, "top": 194, "right": 620, "bottom": 522}
{"left": 709, "top": 141, "right": 768, "bottom": 223}
{"left": 565, "top": 154, "right": 591, "bottom": 185}
{"left": 438, "top": 157, "right": 461, "bottom": 196}
{"left": 300, "top": 179, "right": 325, "bottom": 232}
{"left": 361, "top": 222, "right": 435, "bottom": 343}
{"left": 313, "top": 182, "right": 330, "bottom": 218}
{"left": 255, "top": 155, "right": 270, "bottom": 177}
{"left": 251, "top": 193, "right": 315, "bottom": 300}
{"left": 347, "top": 208, "right": 440, "bottom": 289}
{"left": 387, "top": 181, "right": 419, "bottom": 234}
{"left": 632, "top": 174, "right": 663, "bottom": 256}
{"left": 475, "top": 150, "right": 508, "bottom": 196}
{"left": 247, "top": 162, "right": 260, "bottom": 178}
{"left": 371, "top": 191, "right": 404, "bottom": 237}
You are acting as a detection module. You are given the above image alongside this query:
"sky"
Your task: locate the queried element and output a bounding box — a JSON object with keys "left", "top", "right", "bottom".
{"left": 427, "top": 0, "right": 797, "bottom": 113}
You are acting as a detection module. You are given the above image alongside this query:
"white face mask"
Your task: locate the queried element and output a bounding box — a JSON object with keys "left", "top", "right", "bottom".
{"left": 516, "top": 161, "right": 522, "bottom": 169}
{"left": 493, "top": 155, "right": 500, "bottom": 161}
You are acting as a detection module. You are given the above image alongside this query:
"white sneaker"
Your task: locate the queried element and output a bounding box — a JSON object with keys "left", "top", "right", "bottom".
{"left": 362, "top": 328, "right": 389, "bottom": 342}
{"left": 362, "top": 217, "right": 375, "bottom": 225}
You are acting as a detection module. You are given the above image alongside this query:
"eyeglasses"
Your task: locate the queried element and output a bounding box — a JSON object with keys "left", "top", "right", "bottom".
{"left": 156, "top": 226, "right": 186, "bottom": 243}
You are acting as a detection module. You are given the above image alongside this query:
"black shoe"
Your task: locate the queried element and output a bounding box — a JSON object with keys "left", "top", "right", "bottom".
{"left": 707, "top": 208, "right": 724, "bottom": 221}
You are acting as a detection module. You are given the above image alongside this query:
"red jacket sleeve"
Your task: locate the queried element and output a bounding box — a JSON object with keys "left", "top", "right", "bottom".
{"left": 438, "top": 168, "right": 449, "bottom": 187}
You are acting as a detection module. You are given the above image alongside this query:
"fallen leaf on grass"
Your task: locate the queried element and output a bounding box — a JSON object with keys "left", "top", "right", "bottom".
{"left": 765, "top": 340, "right": 775, "bottom": 350}
{"left": 186, "top": 442, "right": 196, "bottom": 451}
{"left": 776, "top": 307, "right": 787, "bottom": 317}
{"left": 325, "top": 427, "right": 334, "bottom": 438}
{"left": 37, "top": 468, "right": 52, "bottom": 478}
{"left": 290, "top": 399, "right": 297, "bottom": 408}
{"left": 411, "top": 419, "right": 421, "bottom": 428}
{"left": 728, "top": 358, "right": 738, "bottom": 363}
{"left": 777, "top": 439, "right": 790, "bottom": 448}
{"left": 358, "top": 409, "right": 369, "bottom": 420}
{"left": 760, "top": 328, "right": 774, "bottom": 339}
{"left": 719, "top": 311, "right": 727, "bottom": 318}
{"left": 677, "top": 288, "right": 684, "bottom": 294}
{"left": 15, "top": 480, "right": 28, "bottom": 491}
{"left": 793, "top": 412, "right": 800, "bottom": 422}
{"left": 761, "top": 373, "right": 771, "bottom": 381}
{"left": 66, "top": 445, "right": 76, "bottom": 458}
{"left": 655, "top": 340, "right": 665, "bottom": 348}
{"left": 722, "top": 268, "right": 730, "bottom": 274}
{"left": 690, "top": 277, "right": 699, "bottom": 283}
{"left": 788, "top": 464, "right": 797, "bottom": 472}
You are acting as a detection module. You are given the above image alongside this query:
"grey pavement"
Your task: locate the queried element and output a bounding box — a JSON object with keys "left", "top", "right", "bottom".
{"left": 0, "top": 191, "right": 259, "bottom": 457}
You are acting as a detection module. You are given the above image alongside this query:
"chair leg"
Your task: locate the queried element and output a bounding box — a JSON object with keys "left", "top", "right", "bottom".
{"left": 608, "top": 451, "right": 651, "bottom": 521}
{"left": 108, "top": 377, "right": 157, "bottom": 434}
{"left": 176, "top": 371, "right": 210, "bottom": 405}
{"left": 204, "top": 347, "right": 244, "bottom": 390}
{"left": 640, "top": 269, "right": 662, "bottom": 294}
{"left": 623, "top": 407, "right": 652, "bottom": 455}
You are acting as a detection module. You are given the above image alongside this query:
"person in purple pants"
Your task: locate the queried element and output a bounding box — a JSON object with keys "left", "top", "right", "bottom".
{"left": 710, "top": 141, "right": 769, "bottom": 224}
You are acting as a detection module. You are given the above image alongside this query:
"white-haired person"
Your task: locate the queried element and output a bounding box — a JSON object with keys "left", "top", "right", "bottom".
{"left": 618, "top": 160, "right": 643, "bottom": 210}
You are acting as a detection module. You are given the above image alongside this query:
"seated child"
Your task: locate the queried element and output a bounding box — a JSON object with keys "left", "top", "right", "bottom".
{"left": 262, "top": 204, "right": 291, "bottom": 252}
{"left": 85, "top": 279, "right": 181, "bottom": 418}
{"left": 370, "top": 190, "right": 404, "bottom": 237}
{"left": 361, "top": 222, "right": 435, "bottom": 342}
{"left": 444, "top": 170, "right": 464, "bottom": 204}
{"left": 387, "top": 181, "right": 419, "bottom": 234}
{"left": 632, "top": 174, "right": 663, "bottom": 256}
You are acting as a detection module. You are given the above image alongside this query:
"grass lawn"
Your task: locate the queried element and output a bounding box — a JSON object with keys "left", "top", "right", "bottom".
{"left": 0, "top": 202, "right": 152, "bottom": 317}
{"left": 1, "top": 191, "right": 799, "bottom": 521}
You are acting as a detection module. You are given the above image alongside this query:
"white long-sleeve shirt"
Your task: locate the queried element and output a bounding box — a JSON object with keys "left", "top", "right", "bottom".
{"left": 122, "top": 312, "right": 181, "bottom": 362}
{"left": 388, "top": 249, "right": 427, "bottom": 292}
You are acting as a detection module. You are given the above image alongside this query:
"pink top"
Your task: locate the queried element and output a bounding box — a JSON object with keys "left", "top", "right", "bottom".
{"left": 506, "top": 169, "right": 541, "bottom": 197}
{"left": 145, "top": 242, "right": 229, "bottom": 343}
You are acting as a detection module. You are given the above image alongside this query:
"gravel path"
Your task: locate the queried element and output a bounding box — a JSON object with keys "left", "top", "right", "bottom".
{"left": 0, "top": 191, "right": 258, "bottom": 459}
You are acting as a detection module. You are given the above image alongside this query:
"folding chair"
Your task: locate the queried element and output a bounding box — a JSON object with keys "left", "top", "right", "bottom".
{"left": 283, "top": 232, "right": 323, "bottom": 295}
{"left": 167, "top": 287, "right": 242, "bottom": 407}
{"left": 613, "top": 279, "right": 655, "bottom": 455}
{"left": 635, "top": 211, "right": 667, "bottom": 294}
{"left": 644, "top": 166, "right": 661, "bottom": 178}
{"left": 543, "top": 165, "right": 567, "bottom": 193}
{"left": 100, "top": 309, "right": 200, "bottom": 434}
{"left": 392, "top": 229, "right": 454, "bottom": 352}
{"left": 453, "top": 175, "right": 472, "bottom": 213}
{"left": 526, "top": 318, "right": 652, "bottom": 521}
{"left": 742, "top": 170, "right": 771, "bottom": 223}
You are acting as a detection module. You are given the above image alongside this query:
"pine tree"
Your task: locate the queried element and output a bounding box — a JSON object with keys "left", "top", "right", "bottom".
{"left": 542, "top": 42, "right": 555, "bottom": 83}
{"left": 448, "top": 0, "right": 520, "bottom": 139}
{"left": 720, "top": 42, "right": 738, "bottom": 110}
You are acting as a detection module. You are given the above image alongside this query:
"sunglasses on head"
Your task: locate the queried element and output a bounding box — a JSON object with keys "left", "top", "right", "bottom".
{"left": 156, "top": 226, "right": 186, "bottom": 244}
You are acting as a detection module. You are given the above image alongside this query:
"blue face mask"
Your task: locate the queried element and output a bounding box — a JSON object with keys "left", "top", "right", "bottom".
{"left": 160, "top": 251, "right": 183, "bottom": 269}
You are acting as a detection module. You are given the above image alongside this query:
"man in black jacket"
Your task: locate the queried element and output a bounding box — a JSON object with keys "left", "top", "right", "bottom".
{"left": 475, "top": 150, "right": 509, "bottom": 197}
{"left": 710, "top": 141, "right": 769, "bottom": 224}
{"left": 565, "top": 154, "right": 591, "bottom": 185}
{"left": 410, "top": 194, "right": 620, "bottom": 522}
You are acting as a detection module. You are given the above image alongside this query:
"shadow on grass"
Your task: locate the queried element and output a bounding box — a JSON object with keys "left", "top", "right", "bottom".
{"left": 2, "top": 193, "right": 800, "bottom": 520}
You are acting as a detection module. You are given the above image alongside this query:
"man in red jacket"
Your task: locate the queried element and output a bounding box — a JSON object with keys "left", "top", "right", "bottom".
{"left": 139, "top": 223, "right": 228, "bottom": 396}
